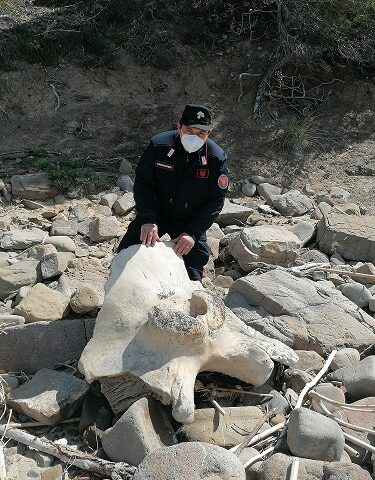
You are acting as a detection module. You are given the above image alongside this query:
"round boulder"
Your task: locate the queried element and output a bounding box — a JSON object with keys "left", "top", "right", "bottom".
{"left": 70, "top": 283, "right": 100, "bottom": 314}
{"left": 133, "top": 442, "right": 246, "bottom": 480}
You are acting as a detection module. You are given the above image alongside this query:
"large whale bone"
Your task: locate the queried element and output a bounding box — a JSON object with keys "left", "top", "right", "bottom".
{"left": 79, "top": 242, "right": 298, "bottom": 424}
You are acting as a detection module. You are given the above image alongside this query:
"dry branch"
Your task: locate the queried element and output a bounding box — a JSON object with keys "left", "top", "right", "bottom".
{"left": 234, "top": 410, "right": 275, "bottom": 456}
{"left": 0, "top": 425, "right": 136, "bottom": 480}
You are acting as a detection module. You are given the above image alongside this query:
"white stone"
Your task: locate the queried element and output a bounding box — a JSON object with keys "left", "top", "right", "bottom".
{"left": 70, "top": 283, "right": 101, "bottom": 314}
{"left": 112, "top": 192, "right": 135, "bottom": 216}
{"left": 89, "top": 216, "right": 120, "bottom": 242}
{"left": 100, "top": 193, "right": 118, "bottom": 208}
{"left": 45, "top": 236, "right": 76, "bottom": 252}
{"left": 216, "top": 199, "right": 253, "bottom": 227}
{"left": 14, "top": 283, "right": 70, "bottom": 322}
{"left": 0, "top": 228, "right": 46, "bottom": 250}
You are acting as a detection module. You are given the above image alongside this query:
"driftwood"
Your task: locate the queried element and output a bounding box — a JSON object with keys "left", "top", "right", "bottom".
{"left": 0, "top": 424, "right": 136, "bottom": 480}
{"left": 322, "top": 268, "right": 375, "bottom": 285}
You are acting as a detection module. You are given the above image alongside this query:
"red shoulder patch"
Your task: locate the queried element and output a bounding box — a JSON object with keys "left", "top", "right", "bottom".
{"left": 218, "top": 174, "right": 229, "bottom": 189}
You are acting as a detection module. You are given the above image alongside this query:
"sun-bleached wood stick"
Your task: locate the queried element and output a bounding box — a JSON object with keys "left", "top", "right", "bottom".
{"left": 289, "top": 457, "right": 300, "bottom": 480}
{"left": 317, "top": 400, "right": 375, "bottom": 435}
{"left": 295, "top": 350, "right": 337, "bottom": 409}
{"left": 0, "top": 425, "right": 136, "bottom": 479}
{"left": 344, "top": 443, "right": 360, "bottom": 458}
{"left": 229, "top": 422, "right": 285, "bottom": 452}
{"left": 243, "top": 446, "right": 275, "bottom": 469}
{"left": 309, "top": 391, "right": 375, "bottom": 411}
{"left": 343, "top": 432, "right": 375, "bottom": 454}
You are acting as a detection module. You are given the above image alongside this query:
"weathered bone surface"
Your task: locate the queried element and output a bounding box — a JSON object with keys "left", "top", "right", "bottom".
{"left": 79, "top": 242, "right": 298, "bottom": 424}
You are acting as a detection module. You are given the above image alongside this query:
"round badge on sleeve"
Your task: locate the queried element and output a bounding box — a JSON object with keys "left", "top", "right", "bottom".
{"left": 218, "top": 174, "right": 229, "bottom": 190}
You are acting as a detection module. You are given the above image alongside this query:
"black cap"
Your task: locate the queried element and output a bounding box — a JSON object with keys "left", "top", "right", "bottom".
{"left": 180, "top": 104, "right": 213, "bottom": 131}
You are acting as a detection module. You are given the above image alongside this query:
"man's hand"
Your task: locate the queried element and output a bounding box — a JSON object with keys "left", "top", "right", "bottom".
{"left": 172, "top": 233, "right": 195, "bottom": 256}
{"left": 140, "top": 224, "right": 160, "bottom": 247}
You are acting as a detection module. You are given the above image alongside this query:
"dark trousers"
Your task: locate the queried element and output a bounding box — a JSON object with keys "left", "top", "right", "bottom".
{"left": 117, "top": 216, "right": 210, "bottom": 281}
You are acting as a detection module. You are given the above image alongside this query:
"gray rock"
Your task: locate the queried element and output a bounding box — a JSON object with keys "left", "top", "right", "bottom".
{"left": 335, "top": 202, "right": 361, "bottom": 215}
{"left": 0, "top": 228, "right": 46, "bottom": 250}
{"left": 0, "top": 373, "right": 20, "bottom": 393}
{"left": 206, "top": 223, "right": 224, "bottom": 239}
{"left": 249, "top": 452, "right": 371, "bottom": 480}
{"left": 116, "top": 175, "right": 134, "bottom": 192}
{"left": 295, "top": 249, "right": 330, "bottom": 265}
{"left": 207, "top": 237, "right": 220, "bottom": 259}
{"left": 89, "top": 216, "right": 120, "bottom": 242}
{"left": 257, "top": 183, "right": 282, "bottom": 198}
{"left": 4, "top": 453, "right": 42, "bottom": 480}
{"left": 242, "top": 385, "right": 290, "bottom": 415}
{"left": 44, "top": 236, "right": 76, "bottom": 252}
{"left": 287, "top": 407, "right": 345, "bottom": 461}
{"left": 341, "top": 283, "right": 372, "bottom": 308}
{"left": 368, "top": 297, "right": 375, "bottom": 312}
{"left": 41, "top": 252, "right": 68, "bottom": 279}
{"left": 311, "top": 384, "right": 346, "bottom": 414}
{"left": 8, "top": 368, "right": 89, "bottom": 425}
{"left": 331, "top": 252, "right": 347, "bottom": 265}
{"left": 0, "top": 260, "right": 41, "bottom": 301}
{"left": 303, "top": 184, "right": 316, "bottom": 196}
{"left": 284, "top": 369, "right": 313, "bottom": 393}
{"left": 70, "top": 283, "right": 101, "bottom": 314}
{"left": 317, "top": 187, "right": 351, "bottom": 206}
{"left": 216, "top": 199, "right": 253, "bottom": 227}
{"left": 14, "top": 283, "right": 70, "bottom": 322}
{"left": 0, "top": 317, "right": 94, "bottom": 374}
{"left": 250, "top": 175, "right": 276, "bottom": 185}
{"left": 11, "top": 172, "right": 59, "bottom": 200}
{"left": 214, "top": 274, "right": 233, "bottom": 288}
{"left": 228, "top": 226, "right": 301, "bottom": 271}
{"left": 293, "top": 350, "right": 324, "bottom": 373}
{"left": 312, "top": 270, "right": 326, "bottom": 281}
{"left": 327, "top": 356, "right": 375, "bottom": 401}
{"left": 100, "top": 193, "right": 118, "bottom": 208}
{"left": 23, "top": 199, "right": 44, "bottom": 210}
{"left": 133, "top": 442, "right": 246, "bottom": 480}
{"left": 0, "top": 314, "right": 25, "bottom": 327}
{"left": 119, "top": 159, "right": 133, "bottom": 174}
{"left": 272, "top": 190, "right": 315, "bottom": 216}
{"left": 241, "top": 182, "right": 256, "bottom": 197}
{"left": 331, "top": 348, "right": 361, "bottom": 371}
{"left": 112, "top": 192, "right": 135, "bottom": 216}
{"left": 50, "top": 220, "right": 78, "bottom": 237}
{"left": 318, "top": 201, "right": 333, "bottom": 216}
{"left": 102, "top": 397, "right": 176, "bottom": 466}
{"left": 226, "top": 269, "right": 375, "bottom": 355}
{"left": 288, "top": 220, "right": 317, "bottom": 246}
{"left": 180, "top": 406, "right": 268, "bottom": 447}
{"left": 317, "top": 214, "right": 375, "bottom": 262}
{"left": 28, "top": 244, "right": 57, "bottom": 261}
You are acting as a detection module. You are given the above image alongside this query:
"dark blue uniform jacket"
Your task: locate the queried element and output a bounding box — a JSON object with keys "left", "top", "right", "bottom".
{"left": 134, "top": 130, "right": 228, "bottom": 240}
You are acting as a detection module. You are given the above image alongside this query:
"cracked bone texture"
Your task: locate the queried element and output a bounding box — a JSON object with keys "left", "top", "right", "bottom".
{"left": 226, "top": 269, "right": 375, "bottom": 356}
{"left": 79, "top": 242, "right": 298, "bottom": 424}
{"left": 317, "top": 213, "right": 375, "bottom": 261}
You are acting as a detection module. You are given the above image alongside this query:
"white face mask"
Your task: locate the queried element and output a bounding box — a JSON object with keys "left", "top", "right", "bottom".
{"left": 180, "top": 133, "right": 205, "bottom": 153}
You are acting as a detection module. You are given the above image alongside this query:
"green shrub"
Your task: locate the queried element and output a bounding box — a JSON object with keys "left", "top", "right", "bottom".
{"left": 22, "top": 153, "right": 109, "bottom": 194}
